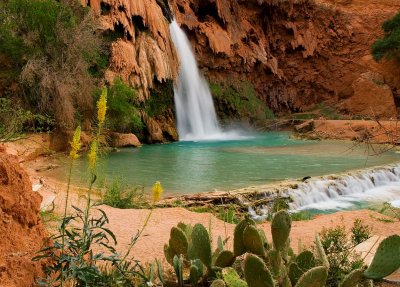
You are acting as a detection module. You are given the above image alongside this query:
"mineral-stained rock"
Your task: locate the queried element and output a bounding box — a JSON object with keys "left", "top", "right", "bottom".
{"left": 341, "top": 72, "right": 397, "bottom": 119}
{"left": 81, "top": 0, "right": 178, "bottom": 100}
{"left": 0, "top": 148, "right": 48, "bottom": 286}
{"left": 110, "top": 132, "right": 141, "bottom": 147}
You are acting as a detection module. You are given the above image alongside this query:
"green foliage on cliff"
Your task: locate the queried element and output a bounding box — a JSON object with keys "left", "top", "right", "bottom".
{"left": 0, "top": 0, "right": 106, "bottom": 128}
{"left": 103, "top": 77, "right": 143, "bottom": 133}
{"left": 210, "top": 80, "right": 274, "bottom": 123}
{"left": 372, "top": 12, "right": 400, "bottom": 61}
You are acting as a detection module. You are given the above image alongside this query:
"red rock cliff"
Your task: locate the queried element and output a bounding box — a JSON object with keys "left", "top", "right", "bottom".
{"left": 171, "top": 0, "right": 400, "bottom": 118}
{"left": 0, "top": 149, "right": 48, "bottom": 286}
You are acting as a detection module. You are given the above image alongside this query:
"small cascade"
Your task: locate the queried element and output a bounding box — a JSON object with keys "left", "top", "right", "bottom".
{"left": 249, "top": 165, "right": 400, "bottom": 219}
{"left": 169, "top": 20, "right": 246, "bottom": 141}
{"left": 286, "top": 165, "right": 400, "bottom": 210}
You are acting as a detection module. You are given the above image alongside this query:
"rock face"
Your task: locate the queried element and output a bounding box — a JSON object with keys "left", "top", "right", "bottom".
{"left": 170, "top": 0, "right": 400, "bottom": 118}
{"left": 81, "top": 0, "right": 178, "bottom": 101}
{"left": 341, "top": 72, "right": 397, "bottom": 118}
{"left": 0, "top": 148, "right": 48, "bottom": 286}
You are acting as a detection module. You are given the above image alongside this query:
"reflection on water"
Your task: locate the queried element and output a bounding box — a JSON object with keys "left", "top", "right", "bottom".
{"left": 47, "top": 132, "right": 400, "bottom": 195}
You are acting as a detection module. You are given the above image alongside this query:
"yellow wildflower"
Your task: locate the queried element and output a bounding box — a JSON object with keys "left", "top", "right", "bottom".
{"left": 88, "top": 140, "right": 98, "bottom": 171}
{"left": 97, "top": 88, "right": 107, "bottom": 126}
{"left": 69, "top": 126, "right": 82, "bottom": 160}
{"left": 152, "top": 181, "right": 163, "bottom": 203}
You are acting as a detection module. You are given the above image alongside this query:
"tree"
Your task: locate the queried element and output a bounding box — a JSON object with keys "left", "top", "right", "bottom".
{"left": 372, "top": 12, "right": 400, "bottom": 62}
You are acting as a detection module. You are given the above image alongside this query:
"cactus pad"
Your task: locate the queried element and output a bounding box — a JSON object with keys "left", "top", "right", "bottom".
{"left": 271, "top": 211, "right": 292, "bottom": 251}
{"left": 244, "top": 254, "right": 275, "bottom": 287}
{"left": 215, "top": 250, "right": 236, "bottom": 268}
{"left": 243, "top": 225, "right": 266, "bottom": 256}
{"left": 294, "top": 266, "right": 328, "bottom": 287}
{"left": 234, "top": 217, "right": 256, "bottom": 256}
{"left": 314, "top": 234, "right": 329, "bottom": 269}
{"left": 191, "top": 223, "right": 212, "bottom": 268}
{"left": 164, "top": 244, "right": 175, "bottom": 265}
{"left": 364, "top": 234, "right": 400, "bottom": 280}
{"left": 211, "top": 279, "right": 227, "bottom": 287}
{"left": 289, "top": 262, "right": 304, "bottom": 286}
{"left": 339, "top": 268, "right": 364, "bottom": 287}
{"left": 222, "top": 267, "right": 248, "bottom": 287}
{"left": 169, "top": 227, "right": 189, "bottom": 256}
{"left": 296, "top": 250, "right": 316, "bottom": 271}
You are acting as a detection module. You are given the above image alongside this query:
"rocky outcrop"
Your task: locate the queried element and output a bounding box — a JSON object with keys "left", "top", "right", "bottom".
{"left": 341, "top": 72, "right": 397, "bottom": 118}
{"left": 109, "top": 132, "right": 141, "bottom": 147}
{"left": 0, "top": 148, "right": 48, "bottom": 286}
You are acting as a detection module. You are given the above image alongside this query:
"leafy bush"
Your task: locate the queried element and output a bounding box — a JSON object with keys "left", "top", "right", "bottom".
{"left": 102, "top": 177, "right": 149, "bottom": 209}
{"left": 210, "top": 80, "right": 274, "bottom": 123}
{"left": 372, "top": 12, "right": 400, "bottom": 61}
{"left": 319, "top": 220, "right": 371, "bottom": 287}
{"left": 0, "top": 97, "right": 53, "bottom": 140}
{"left": 105, "top": 77, "right": 143, "bottom": 133}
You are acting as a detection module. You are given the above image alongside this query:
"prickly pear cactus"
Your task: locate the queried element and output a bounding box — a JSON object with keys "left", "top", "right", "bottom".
{"left": 211, "top": 279, "right": 227, "bottom": 287}
{"left": 314, "top": 234, "right": 329, "bottom": 269}
{"left": 271, "top": 211, "right": 292, "bottom": 251}
{"left": 364, "top": 234, "right": 400, "bottom": 280}
{"left": 288, "top": 262, "right": 304, "bottom": 286}
{"left": 339, "top": 268, "right": 364, "bottom": 287}
{"left": 164, "top": 244, "right": 175, "bottom": 265}
{"left": 191, "top": 223, "right": 212, "bottom": 269}
{"left": 244, "top": 254, "right": 275, "bottom": 287}
{"left": 173, "top": 255, "right": 184, "bottom": 287}
{"left": 296, "top": 250, "right": 316, "bottom": 271}
{"left": 294, "top": 266, "right": 328, "bottom": 287}
{"left": 243, "top": 225, "right": 266, "bottom": 257}
{"left": 215, "top": 250, "right": 236, "bottom": 268}
{"left": 234, "top": 217, "right": 256, "bottom": 256}
{"left": 268, "top": 249, "right": 282, "bottom": 276}
{"left": 169, "top": 226, "right": 189, "bottom": 256}
{"left": 190, "top": 259, "right": 203, "bottom": 287}
{"left": 222, "top": 267, "right": 248, "bottom": 287}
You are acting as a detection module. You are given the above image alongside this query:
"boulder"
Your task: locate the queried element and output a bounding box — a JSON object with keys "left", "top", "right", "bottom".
{"left": 341, "top": 72, "right": 397, "bottom": 119}
{"left": 50, "top": 130, "right": 92, "bottom": 152}
{"left": 109, "top": 133, "right": 141, "bottom": 147}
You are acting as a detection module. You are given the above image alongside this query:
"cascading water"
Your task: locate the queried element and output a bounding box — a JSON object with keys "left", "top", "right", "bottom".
{"left": 248, "top": 165, "right": 400, "bottom": 220}
{"left": 169, "top": 20, "right": 244, "bottom": 141}
{"left": 169, "top": 20, "right": 221, "bottom": 141}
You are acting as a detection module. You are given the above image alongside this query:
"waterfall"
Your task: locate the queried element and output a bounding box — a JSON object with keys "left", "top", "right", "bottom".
{"left": 249, "top": 165, "right": 400, "bottom": 220}
{"left": 169, "top": 20, "right": 244, "bottom": 141}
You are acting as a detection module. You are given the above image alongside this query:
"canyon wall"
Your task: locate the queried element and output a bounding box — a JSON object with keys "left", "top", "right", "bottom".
{"left": 82, "top": 0, "right": 400, "bottom": 140}
{"left": 171, "top": 0, "right": 400, "bottom": 119}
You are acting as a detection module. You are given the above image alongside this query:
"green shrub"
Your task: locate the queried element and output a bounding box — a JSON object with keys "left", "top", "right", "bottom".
{"left": 210, "top": 80, "right": 274, "bottom": 123}
{"left": 103, "top": 77, "right": 143, "bottom": 133}
{"left": 319, "top": 220, "right": 371, "bottom": 287}
{"left": 0, "top": 97, "right": 53, "bottom": 140}
{"left": 372, "top": 12, "right": 400, "bottom": 61}
{"left": 102, "top": 177, "right": 149, "bottom": 209}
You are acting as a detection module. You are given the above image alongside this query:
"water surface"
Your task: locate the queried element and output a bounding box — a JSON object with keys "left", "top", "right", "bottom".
{"left": 63, "top": 132, "right": 400, "bottom": 195}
